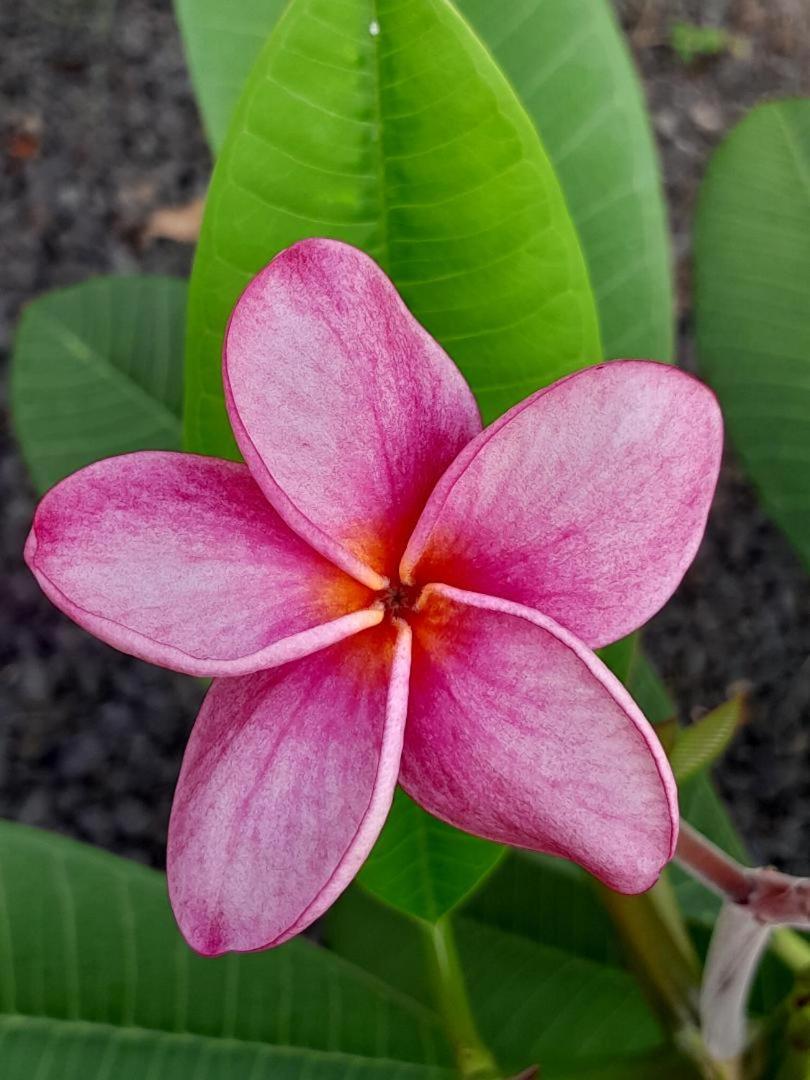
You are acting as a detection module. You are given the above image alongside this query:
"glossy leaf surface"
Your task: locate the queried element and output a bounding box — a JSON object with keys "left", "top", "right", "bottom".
{"left": 175, "top": 0, "right": 672, "bottom": 362}
{"left": 12, "top": 277, "right": 186, "bottom": 493}
{"left": 174, "top": 0, "right": 287, "bottom": 148}
{"left": 695, "top": 100, "right": 810, "bottom": 567}
{"left": 358, "top": 791, "right": 504, "bottom": 924}
{"left": 329, "top": 855, "right": 665, "bottom": 1078}
{"left": 0, "top": 821, "right": 451, "bottom": 1079}
{"left": 459, "top": 0, "right": 673, "bottom": 361}
{"left": 183, "top": 0, "right": 600, "bottom": 456}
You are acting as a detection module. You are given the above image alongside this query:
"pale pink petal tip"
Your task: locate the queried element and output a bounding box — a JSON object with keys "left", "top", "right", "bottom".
{"left": 168, "top": 623, "right": 411, "bottom": 955}
{"left": 24, "top": 451, "right": 379, "bottom": 677}
{"left": 224, "top": 238, "right": 481, "bottom": 584}
{"left": 403, "top": 360, "right": 722, "bottom": 649}
{"left": 402, "top": 585, "right": 677, "bottom": 894}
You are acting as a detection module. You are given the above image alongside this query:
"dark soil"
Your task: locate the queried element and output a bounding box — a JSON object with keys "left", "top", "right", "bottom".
{"left": 1, "top": 0, "right": 808, "bottom": 870}
{"left": 617, "top": 0, "right": 810, "bottom": 869}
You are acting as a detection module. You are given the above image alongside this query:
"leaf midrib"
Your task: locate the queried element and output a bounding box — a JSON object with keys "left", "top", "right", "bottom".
{"left": 369, "top": 0, "right": 391, "bottom": 274}
{"left": 35, "top": 311, "right": 181, "bottom": 433}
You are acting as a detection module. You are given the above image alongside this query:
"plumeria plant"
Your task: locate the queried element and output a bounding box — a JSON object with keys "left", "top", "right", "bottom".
{"left": 7, "top": 2, "right": 810, "bottom": 1079}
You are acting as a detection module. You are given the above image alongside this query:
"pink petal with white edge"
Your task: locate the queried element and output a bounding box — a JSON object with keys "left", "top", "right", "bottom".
{"left": 402, "top": 361, "right": 722, "bottom": 648}
{"left": 25, "top": 452, "right": 380, "bottom": 677}
{"left": 224, "top": 239, "right": 481, "bottom": 586}
{"left": 400, "top": 584, "right": 677, "bottom": 893}
{"left": 168, "top": 622, "right": 411, "bottom": 955}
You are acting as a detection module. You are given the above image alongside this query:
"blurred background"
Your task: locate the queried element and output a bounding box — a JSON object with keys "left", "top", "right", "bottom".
{"left": 1, "top": 0, "right": 809, "bottom": 872}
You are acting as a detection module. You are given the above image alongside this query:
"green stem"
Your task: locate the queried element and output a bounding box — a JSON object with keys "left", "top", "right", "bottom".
{"left": 596, "top": 876, "right": 701, "bottom": 1029}
{"left": 597, "top": 877, "right": 738, "bottom": 1079}
{"left": 422, "top": 916, "right": 502, "bottom": 1079}
{"left": 771, "top": 929, "right": 810, "bottom": 974}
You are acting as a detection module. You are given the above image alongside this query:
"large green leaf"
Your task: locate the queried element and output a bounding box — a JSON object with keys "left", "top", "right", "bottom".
{"left": 175, "top": 0, "right": 672, "bottom": 364}
{"left": 460, "top": 852, "right": 623, "bottom": 967}
{"left": 174, "top": 0, "right": 288, "bottom": 149}
{"left": 0, "top": 1020, "right": 447, "bottom": 1080}
{"left": 458, "top": 0, "right": 673, "bottom": 361}
{"left": 328, "top": 857, "right": 666, "bottom": 1078}
{"left": 453, "top": 914, "right": 664, "bottom": 1076}
{"left": 11, "top": 277, "right": 186, "bottom": 494}
{"left": 695, "top": 100, "right": 810, "bottom": 567}
{"left": 183, "top": 0, "right": 600, "bottom": 455}
{"left": 0, "top": 820, "right": 451, "bottom": 1079}
{"left": 358, "top": 791, "right": 504, "bottom": 924}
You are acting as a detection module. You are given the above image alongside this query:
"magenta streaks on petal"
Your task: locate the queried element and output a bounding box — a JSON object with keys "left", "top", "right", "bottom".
{"left": 224, "top": 238, "right": 481, "bottom": 584}
{"left": 22, "top": 244, "right": 722, "bottom": 954}
{"left": 401, "top": 361, "right": 723, "bottom": 648}
{"left": 168, "top": 622, "right": 410, "bottom": 955}
{"left": 400, "top": 584, "right": 677, "bottom": 894}
{"left": 25, "top": 452, "right": 379, "bottom": 677}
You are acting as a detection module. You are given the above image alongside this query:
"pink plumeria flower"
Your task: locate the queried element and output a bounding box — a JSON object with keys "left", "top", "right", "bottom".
{"left": 25, "top": 239, "right": 722, "bottom": 956}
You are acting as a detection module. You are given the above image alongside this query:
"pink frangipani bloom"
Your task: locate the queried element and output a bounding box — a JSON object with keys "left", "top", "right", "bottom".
{"left": 25, "top": 239, "right": 723, "bottom": 956}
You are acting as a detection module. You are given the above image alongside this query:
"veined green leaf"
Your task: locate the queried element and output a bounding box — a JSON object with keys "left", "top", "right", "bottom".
{"left": 183, "top": 0, "right": 601, "bottom": 457}
{"left": 460, "top": 851, "right": 623, "bottom": 967}
{"left": 695, "top": 100, "right": 810, "bottom": 568}
{"left": 11, "top": 277, "right": 186, "bottom": 494}
{"left": 175, "top": 0, "right": 672, "bottom": 364}
{"left": 358, "top": 791, "right": 504, "bottom": 924}
{"left": 453, "top": 914, "right": 664, "bottom": 1075}
{"left": 0, "top": 821, "right": 452, "bottom": 1079}
{"left": 669, "top": 695, "right": 746, "bottom": 784}
{"left": 328, "top": 855, "right": 666, "bottom": 1078}
{"left": 0, "top": 1018, "right": 449, "bottom": 1080}
{"left": 458, "top": 0, "right": 673, "bottom": 362}
{"left": 174, "top": 0, "right": 288, "bottom": 149}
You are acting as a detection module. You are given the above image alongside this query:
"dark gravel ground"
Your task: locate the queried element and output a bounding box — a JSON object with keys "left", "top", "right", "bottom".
{"left": 1, "top": 0, "right": 809, "bottom": 870}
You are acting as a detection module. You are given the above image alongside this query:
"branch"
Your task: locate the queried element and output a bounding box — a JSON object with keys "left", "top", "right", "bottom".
{"left": 422, "top": 916, "right": 502, "bottom": 1079}
{"left": 675, "top": 821, "right": 810, "bottom": 928}
{"left": 676, "top": 820, "right": 810, "bottom": 1065}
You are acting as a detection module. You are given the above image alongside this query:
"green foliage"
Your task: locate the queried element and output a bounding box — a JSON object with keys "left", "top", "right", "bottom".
{"left": 670, "top": 22, "right": 731, "bottom": 64}
{"left": 669, "top": 695, "right": 746, "bottom": 783}
{"left": 695, "top": 100, "right": 810, "bottom": 569}
{"left": 775, "top": 971, "right": 810, "bottom": 1078}
{"left": 0, "top": 820, "right": 452, "bottom": 1079}
{"left": 461, "top": 852, "right": 623, "bottom": 967}
{"left": 460, "top": 0, "right": 673, "bottom": 362}
{"left": 453, "top": 913, "right": 664, "bottom": 1075}
{"left": 603, "top": 642, "right": 752, "bottom": 932}
{"left": 11, "top": 277, "right": 186, "bottom": 494}
{"left": 176, "top": 0, "right": 672, "bottom": 366}
{"left": 183, "top": 0, "right": 601, "bottom": 457}
{"left": 174, "top": 0, "right": 287, "bottom": 148}
{"left": 329, "top": 854, "right": 668, "bottom": 1078}
{"left": 599, "top": 634, "right": 676, "bottom": 726}
{"left": 358, "top": 791, "right": 504, "bottom": 924}
{"left": 671, "top": 773, "right": 750, "bottom": 925}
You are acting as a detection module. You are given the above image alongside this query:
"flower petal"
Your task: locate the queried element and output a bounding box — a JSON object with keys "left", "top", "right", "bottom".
{"left": 224, "top": 239, "right": 481, "bottom": 585}
{"left": 400, "top": 584, "right": 677, "bottom": 893}
{"left": 25, "top": 452, "right": 380, "bottom": 677}
{"left": 402, "top": 361, "right": 722, "bottom": 647}
{"left": 168, "top": 622, "right": 410, "bottom": 955}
